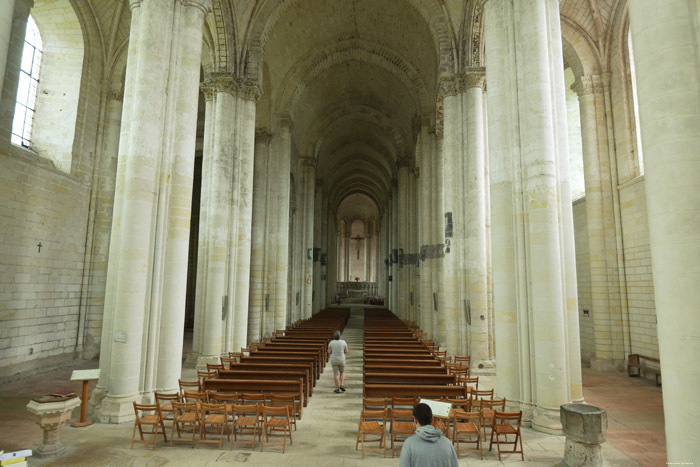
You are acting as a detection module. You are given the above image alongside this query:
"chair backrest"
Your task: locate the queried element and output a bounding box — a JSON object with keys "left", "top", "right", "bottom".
{"left": 452, "top": 408, "right": 482, "bottom": 425}
{"left": 133, "top": 402, "right": 162, "bottom": 419}
{"left": 493, "top": 410, "right": 522, "bottom": 429}
{"left": 232, "top": 403, "right": 259, "bottom": 419}
{"left": 220, "top": 357, "right": 236, "bottom": 368}
{"left": 447, "top": 362, "right": 469, "bottom": 376}
{"left": 442, "top": 397, "right": 471, "bottom": 413}
{"left": 200, "top": 402, "right": 226, "bottom": 417}
{"left": 206, "top": 363, "right": 224, "bottom": 372}
{"left": 458, "top": 376, "right": 479, "bottom": 391}
{"left": 363, "top": 397, "right": 388, "bottom": 411}
{"left": 198, "top": 369, "right": 217, "bottom": 384}
{"left": 240, "top": 347, "right": 250, "bottom": 356}
{"left": 433, "top": 350, "right": 447, "bottom": 358}
{"left": 269, "top": 393, "right": 296, "bottom": 407}
{"left": 262, "top": 405, "right": 290, "bottom": 420}
{"left": 479, "top": 397, "right": 506, "bottom": 412}
{"left": 240, "top": 393, "right": 266, "bottom": 407}
{"left": 211, "top": 392, "right": 239, "bottom": 404}
{"left": 154, "top": 391, "right": 180, "bottom": 405}
{"left": 391, "top": 396, "right": 418, "bottom": 409}
{"left": 183, "top": 390, "right": 209, "bottom": 403}
{"left": 171, "top": 401, "right": 197, "bottom": 418}
{"left": 361, "top": 408, "right": 387, "bottom": 424}
{"left": 178, "top": 379, "right": 199, "bottom": 395}
{"left": 454, "top": 356, "right": 471, "bottom": 365}
{"left": 228, "top": 351, "right": 243, "bottom": 361}
{"left": 471, "top": 388, "right": 494, "bottom": 400}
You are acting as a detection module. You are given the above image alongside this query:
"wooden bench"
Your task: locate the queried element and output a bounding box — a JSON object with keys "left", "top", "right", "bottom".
{"left": 252, "top": 349, "right": 324, "bottom": 374}
{"left": 202, "top": 378, "right": 305, "bottom": 418}
{"left": 364, "top": 372, "right": 456, "bottom": 386}
{"left": 363, "top": 364, "right": 449, "bottom": 375}
{"left": 628, "top": 354, "right": 662, "bottom": 387}
{"left": 364, "top": 358, "right": 443, "bottom": 367}
{"left": 219, "top": 369, "right": 312, "bottom": 404}
{"left": 239, "top": 356, "right": 319, "bottom": 380}
{"left": 364, "top": 383, "right": 468, "bottom": 399}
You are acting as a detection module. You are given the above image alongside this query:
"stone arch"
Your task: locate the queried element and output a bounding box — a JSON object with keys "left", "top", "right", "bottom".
{"left": 241, "top": 0, "right": 456, "bottom": 85}
{"left": 560, "top": 16, "right": 603, "bottom": 77}
{"left": 459, "top": 0, "right": 485, "bottom": 69}
{"left": 207, "top": 0, "right": 237, "bottom": 74}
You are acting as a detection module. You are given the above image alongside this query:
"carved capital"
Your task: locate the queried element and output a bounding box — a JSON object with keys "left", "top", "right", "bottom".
{"left": 200, "top": 79, "right": 217, "bottom": 101}
{"left": 463, "top": 69, "right": 486, "bottom": 90}
{"left": 238, "top": 80, "right": 262, "bottom": 102}
{"left": 300, "top": 156, "right": 316, "bottom": 170}
{"left": 438, "top": 75, "right": 458, "bottom": 98}
{"left": 108, "top": 89, "right": 124, "bottom": 102}
{"left": 129, "top": 0, "right": 141, "bottom": 12}
{"left": 572, "top": 75, "right": 603, "bottom": 97}
{"left": 277, "top": 114, "right": 294, "bottom": 131}
{"left": 205, "top": 72, "right": 262, "bottom": 102}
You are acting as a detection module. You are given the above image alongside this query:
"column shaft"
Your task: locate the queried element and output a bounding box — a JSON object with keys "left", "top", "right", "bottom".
{"left": 271, "top": 118, "right": 291, "bottom": 332}
{"left": 0, "top": 0, "right": 16, "bottom": 102}
{"left": 629, "top": 1, "right": 700, "bottom": 460}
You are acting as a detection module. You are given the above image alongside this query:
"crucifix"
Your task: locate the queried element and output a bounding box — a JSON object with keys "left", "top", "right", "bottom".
{"left": 350, "top": 235, "right": 364, "bottom": 260}
{"left": 37, "top": 242, "right": 42, "bottom": 253}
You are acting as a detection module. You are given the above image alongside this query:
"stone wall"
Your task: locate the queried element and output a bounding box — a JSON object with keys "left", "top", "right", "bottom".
{"left": 619, "top": 176, "right": 658, "bottom": 358}
{"left": 0, "top": 149, "right": 90, "bottom": 376}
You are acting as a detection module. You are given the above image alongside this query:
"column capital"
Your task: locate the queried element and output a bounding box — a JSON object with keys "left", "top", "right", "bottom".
{"left": 205, "top": 72, "right": 262, "bottom": 102}
{"left": 180, "top": 0, "right": 214, "bottom": 15}
{"left": 438, "top": 75, "right": 458, "bottom": 98}
{"left": 300, "top": 156, "right": 316, "bottom": 170}
{"left": 462, "top": 68, "right": 486, "bottom": 90}
{"left": 108, "top": 89, "right": 124, "bottom": 103}
{"left": 396, "top": 155, "right": 411, "bottom": 169}
{"left": 200, "top": 79, "right": 217, "bottom": 101}
{"left": 129, "top": 0, "right": 141, "bottom": 12}
{"left": 572, "top": 74, "right": 603, "bottom": 97}
{"left": 276, "top": 114, "right": 293, "bottom": 131}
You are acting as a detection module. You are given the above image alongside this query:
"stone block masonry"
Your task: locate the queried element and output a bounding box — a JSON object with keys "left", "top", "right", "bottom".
{"left": 0, "top": 149, "right": 90, "bottom": 376}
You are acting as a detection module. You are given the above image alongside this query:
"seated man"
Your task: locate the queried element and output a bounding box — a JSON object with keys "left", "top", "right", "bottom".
{"left": 399, "top": 402, "right": 458, "bottom": 467}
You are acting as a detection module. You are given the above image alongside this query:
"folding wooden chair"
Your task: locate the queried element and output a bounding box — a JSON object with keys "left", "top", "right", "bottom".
{"left": 261, "top": 405, "right": 293, "bottom": 453}
{"left": 178, "top": 379, "right": 199, "bottom": 397}
{"left": 451, "top": 409, "right": 483, "bottom": 459}
{"left": 489, "top": 410, "right": 524, "bottom": 460}
{"left": 355, "top": 408, "right": 387, "bottom": 459}
{"left": 269, "top": 393, "right": 298, "bottom": 430}
{"left": 154, "top": 391, "right": 180, "bottom": 431}
{"left": 390, "top": 396, "right": 417, "bottom": 457}
{"left": 131, "top": 402, "right": 166, "bottom": 449}
{"left": 198, "top": 402, "right": 229, "bottom": 449}
{"left": 230, "top": 403, "right": 259, "bottom": 450}
{"left": 170, "top": 401, "right": 199, "bottom": 447}
{"left": 478, "top": 397, "right": 506, "bottom": 441}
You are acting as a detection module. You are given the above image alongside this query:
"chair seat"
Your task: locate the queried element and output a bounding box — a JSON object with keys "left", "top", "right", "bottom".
{"left": 393, "top": 421, "right": 415, "bottom": 432}
{"left": 177, "top": 413, "right": 196, "bottom": 423}
{"left": 203, "top": 414, "right": 226, "bottom": 424}
{"left": 360, "top": 421, "right": 382, "bottom": 433}
{"left": 268, "top": 418, "right": 290, "bottom": 428}
{"left": 494, "top": 424, "right": 518, "bottom": 435}
{"left": 161, "top": 404, "right": 174, "bottom": 412}
{"left": 140, "top": 414, "right": 161, "bottom": 424}
{"left": 455, "top": 422, "right": 479, "bottom": 434}
{"left": 236, "top": 416, "right": 257, "bottom": 426}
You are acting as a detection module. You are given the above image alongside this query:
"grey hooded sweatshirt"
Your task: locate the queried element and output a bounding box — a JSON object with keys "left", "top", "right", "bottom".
{"left": 399, "top": 424, "right": 459, "bottom": 467}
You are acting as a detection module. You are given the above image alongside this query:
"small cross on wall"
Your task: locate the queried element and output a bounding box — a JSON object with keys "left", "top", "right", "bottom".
{"left": 37, "top": 242, "right": 42, "bottom": 253}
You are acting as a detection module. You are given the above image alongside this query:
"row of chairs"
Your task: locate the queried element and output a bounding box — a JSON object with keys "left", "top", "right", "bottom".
{"left": 355, "top": 394, "right": 524, "bottom": 460}
{"left": 132, "top": 390, "right": 297, "bottom": 452}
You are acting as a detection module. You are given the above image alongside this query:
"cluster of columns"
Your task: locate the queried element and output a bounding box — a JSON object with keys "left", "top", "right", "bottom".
{"left": 483, "top": 0, "right": 582, "bottom": 432}
{"left": 91, "top": 0, "right": 213, "bottom": 422}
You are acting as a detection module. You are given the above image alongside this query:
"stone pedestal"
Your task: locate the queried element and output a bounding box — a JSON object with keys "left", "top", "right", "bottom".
{"left": 26, "top": 397, "right": 81, "bottom": 458}
{"left": 560, "top": 403, "right": 607, "bottom": 466}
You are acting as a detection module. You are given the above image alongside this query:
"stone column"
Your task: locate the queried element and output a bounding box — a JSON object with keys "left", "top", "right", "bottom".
{"left": 96, "top": 0, "right": 175, "bottom": 422}
{"left": 0, "top": 0, "right": 16, "bottom": 101}
{"left": 439, "top": 78, "right": 466, "bottom": 355}
{"left": 248, "top": 130, "right": 270, "bottom": 341}
{"left": 397, "top": 158, "right": 410, "bottom": 319}
{"left": 463, "top": 72, "right": 491, "bottom": 370}
{"left": 629, "top": 1, "right": 700, "bottom": 461}
{"left": 573, "top": 75, "right": 624, "bottom": 372}
{"left": 417, "top": 123, "right": 432, "bottom": 335}
{"left": 156, "top": 0, "right": 212, "bottom": 391}
{"left": 312, "top": 179, "right": 322, "bottom": 314}
{"left": 300, "top": 156, "right": 315, "bottom": 318}
{"left": 432, "top": 134, "right": 444, "bottom": 345}
{"left": 271, "top": 116, "right": 292, "bottom": 332}
{"left": 321, "top": 195, "right": 329, "bottom": 304}
{"left": 484, "top": 0, "right": 581, "bottom": 432}
{"left": 344, "top": 232, "right": 351, "bottom": 282}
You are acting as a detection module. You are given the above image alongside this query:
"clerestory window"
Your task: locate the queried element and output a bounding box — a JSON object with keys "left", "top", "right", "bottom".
{"left": 11, "top": 15, "right": 42, "bottom": 149}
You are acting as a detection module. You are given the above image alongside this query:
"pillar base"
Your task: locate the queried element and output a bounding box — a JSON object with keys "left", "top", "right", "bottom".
{"left": 532, "top": 406, "right": 563, "bottom": 434}
{"left": 196, "top": 354, "right": 223, "bottom": 370}
{"left": 590, "top": 358, "right": 624, "bottom": 373}
{"left": 94, "top": 393, "right": 139, "bottom": 423}
{"left": 560, "top": 404, "right": 607, "bottom": 467}
{"left": 471, "top": 358, "right": 497, "bottom": 376}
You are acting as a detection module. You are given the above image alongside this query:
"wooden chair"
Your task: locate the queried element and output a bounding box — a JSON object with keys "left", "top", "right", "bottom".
{"left": 198, "top": 402, "right": 229, "bottom": 449}
{"left": 451, "top": 409, "right": 483, "bottom": 459}
{"left": 170, "top": 401, "right": 199, "bottom": 447}
{"left": 211, "top": 392, "right": 239, "bottom": 423}
{"left": 240, "top": 393, "right": 266, "bottom": 437}
{"left": 390, "top": 396, "right": 418, "bottom": 457}
{"left": 440, "top": 397, "right": 471, "bottom": 438}
{"left": 206, "top": 362, "right": 224, "bottom": 372}
{"left": 183, "top": 390, "right": 209, "bottom": 404}
{"left": 178, "top": 379, "right": 199, "bottom": 396}
{"left": 131, "top": 403, "right": 166, "bottom": 449}
{"left": 197, "top": 370, "right": 217, "bottom": 389}
{"left": 154, "top": 391, "right": 180, "bottom": 431}
{"left": 433, "top": 350, "right": 447, "bottom": 359}
{"left": 478, "top": 397, "right": 506, "bottom": 441}
{"left": 447, "top": 362, "right": 469, "bottom": 377}
{"left": 454, "top": 355, "right": 471, "bottom": 366}
{"left": 362, "top": 397, "right": 388, "bottom": 411}
{"left": 355, "top": 408, "right": 387, "bottom": 459}
{"left": 261, "top": 405, "right": 293, "bottom": 453}
{"left": 269, "top": 393, "right": 298, "bottom": 431}
{"left": 272, "top": 331, "right": 285, "bottom": 338}
{"left": 437, "top": 356, "right": 451, "bottom": 366}
{"left": 220, "top": 357, "right": 236, "bottom": 369}
{"left": 240, "top": 347, "right": 250, "bottom": 356}
{"left": 228, "top": 351, "right": 243, "bottom": 362}
{"left": 230, "top": 403, "right": 259, "bottom": 450}
{"left": 489, "top": 411, "right": 524, "bottom": 460}
{"left": 470, "top": 388, "right": 494, "bottom": 405}
{"left": 457, "top": 376, "right": 479, "bottom": 395}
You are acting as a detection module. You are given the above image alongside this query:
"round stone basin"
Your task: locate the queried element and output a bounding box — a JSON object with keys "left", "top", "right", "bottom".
{"left": 560, "top": 403, "right": 607, "bottom": 444}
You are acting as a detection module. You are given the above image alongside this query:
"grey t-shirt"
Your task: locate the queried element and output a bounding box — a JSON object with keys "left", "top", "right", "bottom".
{"left": 329, "top": 339, "right": 347, "bottom": 362}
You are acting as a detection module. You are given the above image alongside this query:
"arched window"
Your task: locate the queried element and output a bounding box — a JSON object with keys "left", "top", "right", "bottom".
{"left": 11, "top": 15, "right": 42, "bottom": 148}
{"left": 628, "top": 30, "right": 644, "bottom": 175}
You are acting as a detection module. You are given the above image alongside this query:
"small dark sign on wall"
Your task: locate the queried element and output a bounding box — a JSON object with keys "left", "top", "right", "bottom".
{"left": 445, "top": 212, "right": 453, "bottom": 238}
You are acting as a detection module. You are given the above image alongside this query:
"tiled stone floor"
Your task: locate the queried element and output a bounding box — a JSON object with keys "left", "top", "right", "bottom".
{"left": 0, "top": 315, "right": 664, "bottom": 466}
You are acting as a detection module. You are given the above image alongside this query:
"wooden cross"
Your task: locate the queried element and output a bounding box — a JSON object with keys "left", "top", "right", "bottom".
{"left": 37, "top": 242, "right": 42, "bottom": 253}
